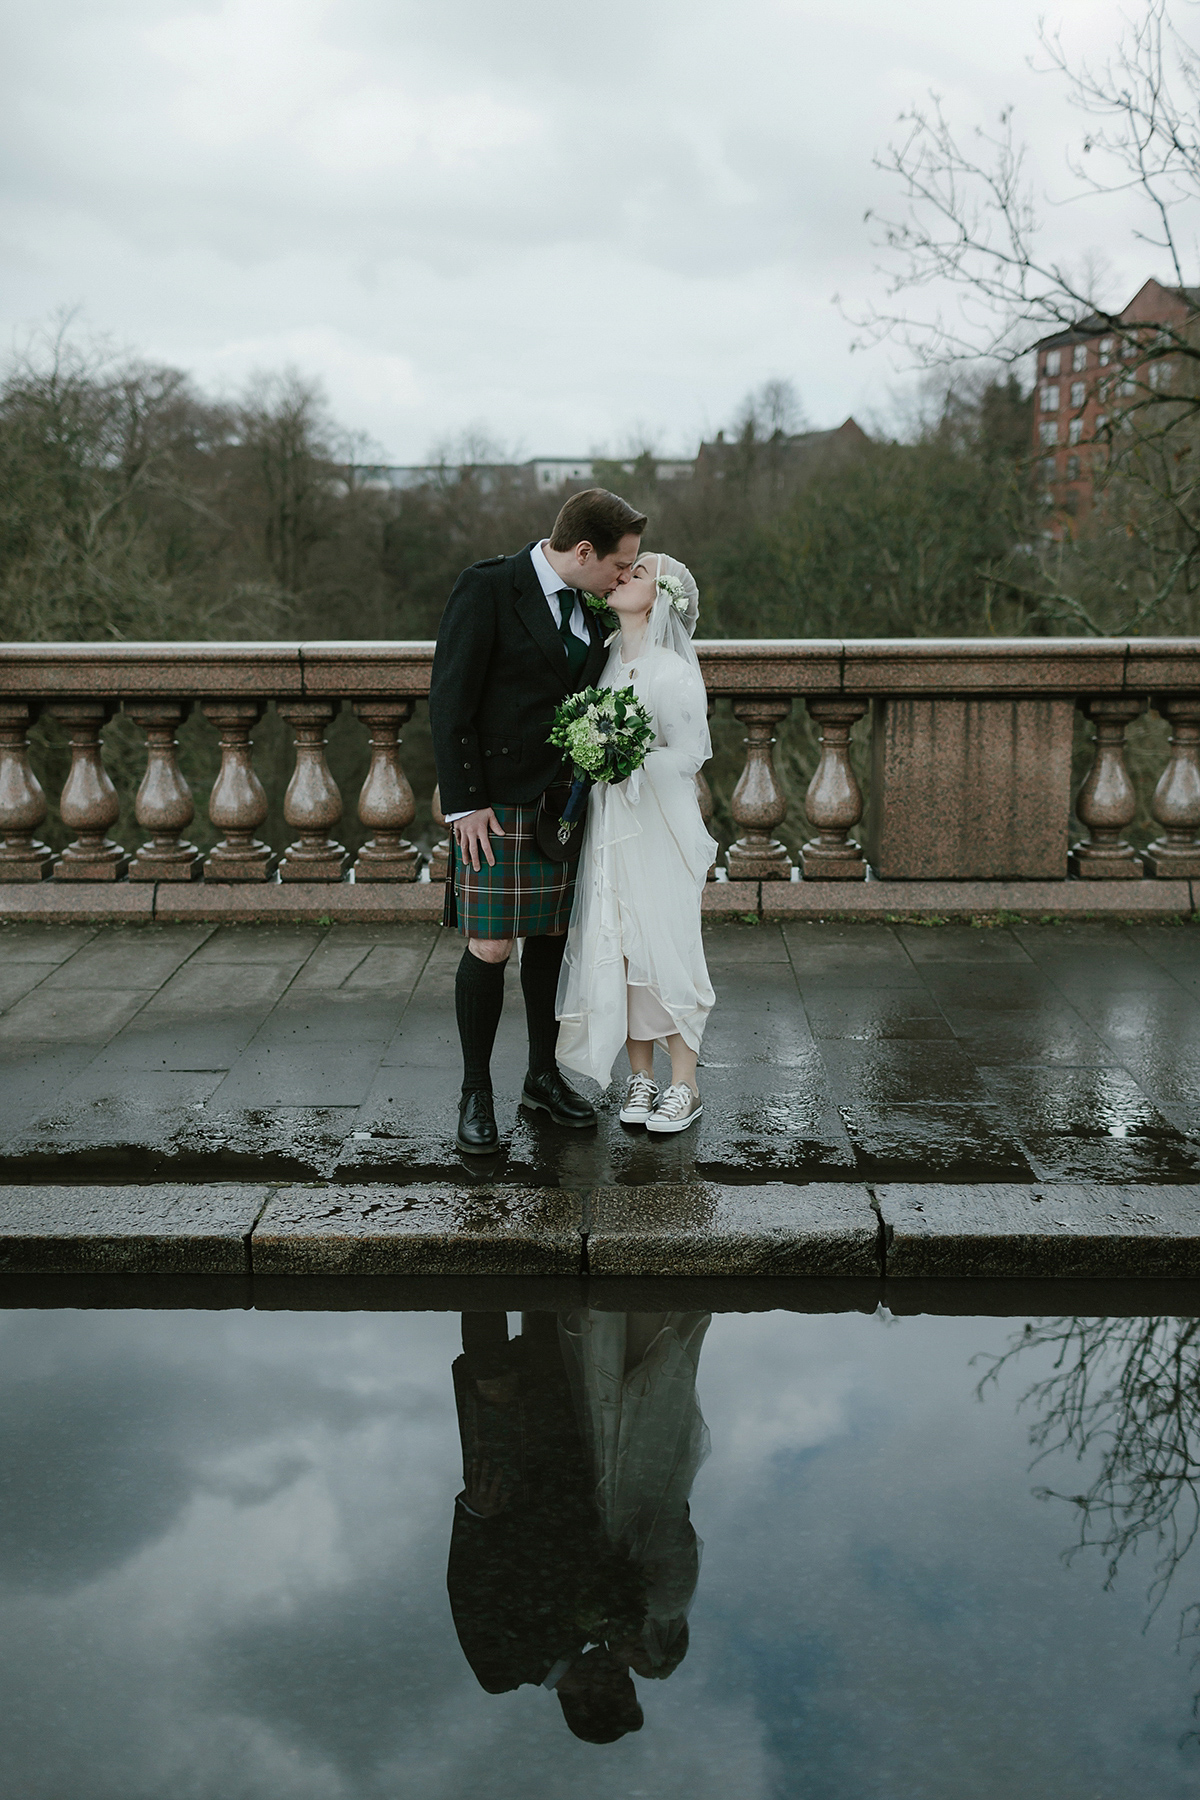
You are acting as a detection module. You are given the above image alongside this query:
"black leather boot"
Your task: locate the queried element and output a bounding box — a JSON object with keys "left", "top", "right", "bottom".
{"left": 520, "top": 1068, "right": 597, "bottom": 1128}
{"left": 457, "top": 1089, "right": 499, "bottom": 1154}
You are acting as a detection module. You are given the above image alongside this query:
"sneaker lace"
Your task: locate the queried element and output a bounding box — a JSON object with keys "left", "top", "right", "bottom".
{"left": 627, "top": 1071, "right": 658, "bottom": 1103}
{"left": 656, "top": 1083, "right": 693, "bottom": 1118}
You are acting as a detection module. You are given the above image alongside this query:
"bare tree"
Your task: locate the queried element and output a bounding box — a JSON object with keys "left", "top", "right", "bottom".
{"left": 978, "top": 1314, "right": 1200, "bottom": 1726}
{"left": 853, "top": 0, "right": 1200, "bottom": 634}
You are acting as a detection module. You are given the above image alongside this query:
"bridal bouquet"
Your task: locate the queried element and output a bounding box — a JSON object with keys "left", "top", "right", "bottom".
{"left": 545, "top": 685, "right": 655, "bottom": 840}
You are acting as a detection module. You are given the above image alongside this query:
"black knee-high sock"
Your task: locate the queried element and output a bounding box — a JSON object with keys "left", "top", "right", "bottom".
{"left": 456, "top": 948, "right": 507, "bottom": 1094}
{"left": 521, "top": 933, "right": 567, "bottom": 1077}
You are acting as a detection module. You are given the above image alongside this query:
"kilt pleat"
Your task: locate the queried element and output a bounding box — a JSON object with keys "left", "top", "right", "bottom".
{"left": 448, "top": 803, "right": 576, "bottom": 937}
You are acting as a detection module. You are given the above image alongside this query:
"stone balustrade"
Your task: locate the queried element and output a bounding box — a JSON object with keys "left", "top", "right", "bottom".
{"left": 0, "top": 639, "right": 1198, "bottom": 913}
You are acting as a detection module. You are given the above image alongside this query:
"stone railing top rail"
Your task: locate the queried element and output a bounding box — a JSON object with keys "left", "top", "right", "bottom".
{"left": 0, "top": 636, "right": 1199, "bottom": 698}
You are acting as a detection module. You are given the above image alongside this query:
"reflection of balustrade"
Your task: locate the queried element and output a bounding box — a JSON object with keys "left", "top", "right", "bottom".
{"left": 0, "top": 640, "right": 1195, "bottom": 897}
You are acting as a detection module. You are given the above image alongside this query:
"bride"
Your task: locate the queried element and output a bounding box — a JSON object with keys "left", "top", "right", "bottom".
{"left": 555, "top": 554, "right": 717, "bottom": 1133}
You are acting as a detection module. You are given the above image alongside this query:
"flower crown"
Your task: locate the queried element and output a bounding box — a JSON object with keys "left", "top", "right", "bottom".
{"left": 655, "top": 572, "right": 690, "bottom": 616}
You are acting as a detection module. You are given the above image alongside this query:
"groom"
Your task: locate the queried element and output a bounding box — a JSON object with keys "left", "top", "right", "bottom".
{"left": 430, "top": 487, "right": 647, "bottom": 1153}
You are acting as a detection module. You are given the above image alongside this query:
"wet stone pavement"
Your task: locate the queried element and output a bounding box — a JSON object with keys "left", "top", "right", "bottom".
{"left": 0, "top": 916, "right": 1198, "bottom": 1189}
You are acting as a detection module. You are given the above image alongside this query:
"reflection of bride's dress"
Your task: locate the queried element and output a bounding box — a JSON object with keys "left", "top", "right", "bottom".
{"left": 559, "top": 1311, "right": 711, "bottom": 1673}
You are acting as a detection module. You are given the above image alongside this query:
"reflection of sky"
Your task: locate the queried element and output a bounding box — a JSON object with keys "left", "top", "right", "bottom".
{"left": 1, "top": 1306, "right": 1197, "bottom": 1800}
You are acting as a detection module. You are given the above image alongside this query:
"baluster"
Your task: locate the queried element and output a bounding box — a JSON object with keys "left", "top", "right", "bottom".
{"left": 127, "top": 701, "right": 201, "bottom": 880}
{"left": 801, "top": 698, "right": 868, "bottom": 879}
{"left": 429, "top": 785, "right": 452, "bottom": 883}
{"left": 726, "top": 697, "right": 793, "bottom": 880}
{"left": 1144, "top": 695, "right": 1200, "bottom": 876}
{"left": 202, "top": 701, "right": 276, "bottom": 880}
{"left": 695, "top": 698, "right": 718, "bottom": 881}
{"left": 353, "top": 700, "right": 419, "bottom": 880}
{"left": 277, "top": 701, "right": 348, "bottom": 881}
{"left": 48, "top": 702, "right": 127, "bottom": 879}
{"left": 0, "top": 702, "right": 52, "bottom": 880}
{"left": 1069, "top": 696, "right": 1146, "bottom": 878}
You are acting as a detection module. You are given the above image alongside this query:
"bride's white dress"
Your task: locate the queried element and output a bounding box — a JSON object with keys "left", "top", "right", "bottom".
{"left": 555, "top": 640, "right": 718, "bottom": 1086}
{"left": 558, "top": 1310, "right": 712, "bottom": 1673}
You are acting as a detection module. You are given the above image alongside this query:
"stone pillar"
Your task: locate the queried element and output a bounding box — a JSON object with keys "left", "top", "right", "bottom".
{"left": 1144, "top": 695, "right": 1200, "bottom": 877}
{"left": 277, "top": 701, "right": 348, "bottom": 881}
{"left": 801, "top": 697, "right": 867, "bottom": 879}
{"left": 727, "top": 698, "right": 793, "bottom": 880}
{"left": 48, "top": 702, "right": 128, "bottom": 879}
{"left": 202, "top": 701, "right": 277, "bottom": 880}
{"left": 0, "top": 702, "right": 53, "bottom": 880}
{"left": 866, "top": 696, "right": 1075, "bottom": 879}
{"left": 127, "top": 701, "right": 201, "bottom": 881}
{"left": 429, "top": 785, "right": 451, "bottom": 883}
{"left": 695, "top": 698, "right": 718, "bottom": 881}
{"left": 1069, "top": 696, "right": 1146, "bottom": 878}
{"left": 352, "top": 700, "right": 419, "bottom": 880}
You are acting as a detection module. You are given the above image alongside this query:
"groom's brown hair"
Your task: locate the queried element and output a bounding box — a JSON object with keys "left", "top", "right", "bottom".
{"left": 549, "top": 488, "right": 648, "bottom": 558}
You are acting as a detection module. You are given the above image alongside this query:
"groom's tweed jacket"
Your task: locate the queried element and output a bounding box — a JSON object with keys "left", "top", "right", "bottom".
{"left": 429, "top": 543, "right": 609, "bottom": 818}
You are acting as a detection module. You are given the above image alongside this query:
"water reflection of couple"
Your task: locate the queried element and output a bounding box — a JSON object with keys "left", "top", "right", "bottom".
{"left": 448, "top": 1309, "right": 710, "bottom": 1743}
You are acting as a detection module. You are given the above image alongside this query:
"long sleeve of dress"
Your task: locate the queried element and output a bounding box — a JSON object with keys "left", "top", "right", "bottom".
{"left": 623, "top": 660, "right": 711, "bottom": 804}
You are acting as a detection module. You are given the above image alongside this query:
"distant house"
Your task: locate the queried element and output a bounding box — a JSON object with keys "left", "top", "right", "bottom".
{"left": 1030, "top": 278, "right": 1199, "bottom": 537}
{"left": 694, "top": 416, "right": 870, "bottom": 478}
{"left": 352, "top": 454, "right": 696, "bottom": 495}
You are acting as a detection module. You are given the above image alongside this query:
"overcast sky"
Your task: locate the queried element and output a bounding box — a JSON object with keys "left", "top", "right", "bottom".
{"left": 0, "top": 0, "right": 1183, "bottom": 460}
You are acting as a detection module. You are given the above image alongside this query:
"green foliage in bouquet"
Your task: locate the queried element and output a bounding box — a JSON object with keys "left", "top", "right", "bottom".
{"left": 548, "top": 685, "right": 654, "bottom": 784}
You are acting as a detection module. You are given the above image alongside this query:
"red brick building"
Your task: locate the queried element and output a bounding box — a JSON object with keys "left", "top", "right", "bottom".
{"left": 1031, "top": 278, "right": 1199, "bottom": 537}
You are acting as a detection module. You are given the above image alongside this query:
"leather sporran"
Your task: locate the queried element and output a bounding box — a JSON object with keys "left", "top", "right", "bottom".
{"left": 535, "top": 773, "right": 590, "bottom": 864}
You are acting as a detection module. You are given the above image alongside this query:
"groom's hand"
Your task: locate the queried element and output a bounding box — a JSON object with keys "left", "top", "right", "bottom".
{"left": 455, "top": 808, "right": 505, "bottom": 871}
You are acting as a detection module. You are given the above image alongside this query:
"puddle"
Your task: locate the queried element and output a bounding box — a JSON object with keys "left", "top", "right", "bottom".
{"left": 2, "top": 1301, "right": 1199, "bottom": 1796}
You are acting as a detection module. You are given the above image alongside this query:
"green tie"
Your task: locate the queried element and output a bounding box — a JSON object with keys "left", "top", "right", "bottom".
{"left": 556, "top": 590, "right": 588, "bottom": 682}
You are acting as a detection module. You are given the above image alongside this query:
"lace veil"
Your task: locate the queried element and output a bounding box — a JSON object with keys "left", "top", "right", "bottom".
{"left": 634, "top": 552, "right": 702, "bottom": 673}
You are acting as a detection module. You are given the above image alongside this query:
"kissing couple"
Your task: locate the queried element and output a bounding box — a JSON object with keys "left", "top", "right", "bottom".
{"left": 429, "top": 488, "right": 718, "bottom": 1154}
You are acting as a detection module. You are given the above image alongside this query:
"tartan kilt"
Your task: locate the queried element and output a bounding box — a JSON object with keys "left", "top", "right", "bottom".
{"left": 444, "top": 802, "right": 577, "bottom": 938}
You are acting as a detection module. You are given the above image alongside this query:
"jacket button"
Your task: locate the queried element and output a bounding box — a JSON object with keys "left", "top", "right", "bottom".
{"left": 501, "top": 747, "right": 509, "bottom": 754}
{"left": 469, "top": 785, "right": 477, "bottom": 793}
{"left": 461, "top": 736, "right": 469, "bottom": 745}
{"left": 462, "top": 760, "right": 471, "bottom": 769}
{"left": 485, "top": 750, "right": 493, "bottom": 757}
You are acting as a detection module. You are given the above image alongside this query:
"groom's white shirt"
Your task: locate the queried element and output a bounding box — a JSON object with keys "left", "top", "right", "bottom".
{"left": 445, "top": 540, "right": 590, "bottom": 822}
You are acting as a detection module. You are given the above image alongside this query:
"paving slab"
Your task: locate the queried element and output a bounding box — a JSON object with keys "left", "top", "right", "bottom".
{"left": 585, "top": 1181, "right": 879, "bottom": 1277}
{"left": 252, "top": 1183, "right": 584, "bottom": 1275}
{"left": 0, "top": 1182, "right": 269, "bottom": 1274}
{"left": 878, "top": 1182, "right": 1200, "bottom": 1278}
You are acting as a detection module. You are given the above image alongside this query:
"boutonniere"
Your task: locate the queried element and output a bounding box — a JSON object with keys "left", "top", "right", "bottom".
{"left": 583, "top": 591, "right": 617, "bottom": 625}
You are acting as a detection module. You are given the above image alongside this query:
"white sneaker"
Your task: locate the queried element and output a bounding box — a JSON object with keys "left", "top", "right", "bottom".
{"left": 619, "top": 1070, "right": 660, "bottom": 1124}
{"left": 645, "top": 1083, "right": 703, "bottom": 1134}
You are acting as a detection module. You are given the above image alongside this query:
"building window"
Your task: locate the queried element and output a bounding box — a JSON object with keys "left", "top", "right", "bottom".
{"left": 1041, "top": 384, "right": 1059, "bottom": 411}
{"left": 1119, "top": 373, "right": 1136, "bottom": 396}
{"left": 1072, "top": 344, "right": 1088, "bottom": 372}
{"left": 1095, "top": 413, "right": 1108, "bottom": 433}
{"left": 1099, "top": 337, "right": 1114, "bottom": 365}
{"left": 1149, "top": 361, "right": 1173, "bottom": 389}
{"left": 1068, "top": 418, "right": 1083, "bottom": 445}
{"left": 1044, "top": 349, "right": 1062, "bottom": 376}
{"left": 1123, "top": 337, "right": 1138, "bottom": 359}
{"left": 1039, "top": 421, "right": 1059, "bottom": 447}
{"left": 1066, "top": 454, "right": 1080, "bottom": 480}
{"left": 1070, "top": 381, "right": 1086, "bottom": 408}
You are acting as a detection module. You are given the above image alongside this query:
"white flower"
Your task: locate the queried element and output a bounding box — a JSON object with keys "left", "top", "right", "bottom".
{"left": 656, "top": 573, "right": 690, "bottom": 616}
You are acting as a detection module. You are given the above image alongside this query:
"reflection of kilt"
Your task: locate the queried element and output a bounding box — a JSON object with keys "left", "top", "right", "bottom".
{"left": 445, "top": 802, "right": 577, "bottom": 938}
